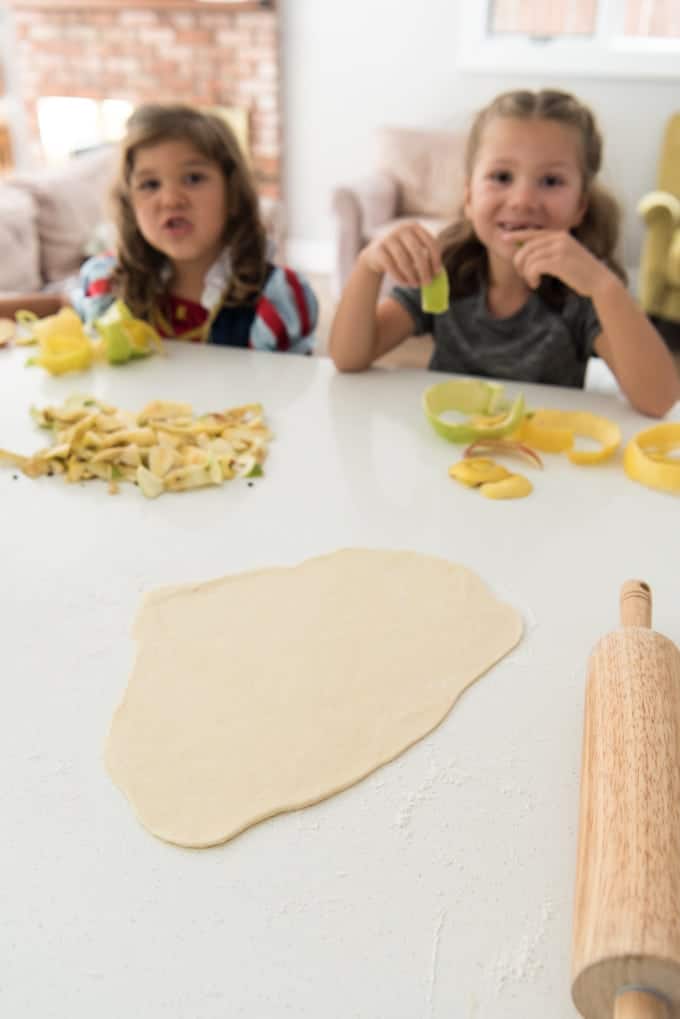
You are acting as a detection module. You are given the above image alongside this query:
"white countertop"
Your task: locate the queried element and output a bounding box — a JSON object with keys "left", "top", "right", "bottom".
{"left": 1, "top": 343, "right": 679, "bottom": 1019}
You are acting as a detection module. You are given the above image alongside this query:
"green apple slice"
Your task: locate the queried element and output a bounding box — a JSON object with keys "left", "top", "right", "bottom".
{"left": 421, "top": 269, "right": 450, "bottom": 314}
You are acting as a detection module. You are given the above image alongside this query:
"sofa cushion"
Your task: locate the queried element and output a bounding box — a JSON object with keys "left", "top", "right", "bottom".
{"left": 11, "top": 146, "right": 118, "bottom": 284}
{"left": 0, "top": 184, "right": 42, "bottom": 292}
{"left": 375, "top": 127, "right": 466, "bottom": 219}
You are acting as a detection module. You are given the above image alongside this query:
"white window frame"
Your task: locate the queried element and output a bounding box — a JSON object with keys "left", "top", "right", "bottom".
{"left": 457, "top": 0, "right": 680, "bottom": 79}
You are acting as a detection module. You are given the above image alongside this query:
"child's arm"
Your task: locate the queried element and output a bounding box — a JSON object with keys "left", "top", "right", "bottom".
{"left": 328, "top": 223, "right": 441, "bottom": 372}
{"left": 0, "top": 293, "right": 67, "bottom": 319}
{"left": 513, "top": 230, "right": 680, "bottom": 418}
{"left": 588, "top": 275, "right": 680, "bottom": 418}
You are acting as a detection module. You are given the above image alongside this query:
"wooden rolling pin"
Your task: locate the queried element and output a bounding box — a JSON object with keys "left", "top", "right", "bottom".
{"left": 572, "top": 581, "right": 680, "bottom": 1019}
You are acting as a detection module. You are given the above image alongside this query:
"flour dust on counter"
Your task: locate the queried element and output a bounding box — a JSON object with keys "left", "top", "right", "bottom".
{"left": 105, "top": 548, "right": 523, "bottom": 848}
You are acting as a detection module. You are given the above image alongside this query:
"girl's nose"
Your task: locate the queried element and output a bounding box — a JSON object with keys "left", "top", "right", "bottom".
{"left": 509, "top": 179, "right": 538, "bottom": 209}
{"left": 159, "top": 182, "right": 186, "bottom": 207}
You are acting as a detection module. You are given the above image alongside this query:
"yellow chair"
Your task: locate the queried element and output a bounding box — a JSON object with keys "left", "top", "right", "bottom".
{"left": 637, "top": 112, "right": 680, "bottom": 347}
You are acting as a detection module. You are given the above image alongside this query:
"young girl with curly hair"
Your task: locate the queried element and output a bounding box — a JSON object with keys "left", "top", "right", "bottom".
{"left": 329, "top": 89, "right": 679, "bottom": 417}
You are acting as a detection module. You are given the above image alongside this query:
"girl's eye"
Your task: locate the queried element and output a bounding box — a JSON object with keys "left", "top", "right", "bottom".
{"left": 136, "top": 179, "right": 159, "bottom": 192}
{"left": 490, "top": 170, "right": 512, "bottom": 184}
{"left": 185, "top": 172, "right": 207, "bottom": 185}
{"left": 542, "top": 174, "right": 564, "bottom": 188}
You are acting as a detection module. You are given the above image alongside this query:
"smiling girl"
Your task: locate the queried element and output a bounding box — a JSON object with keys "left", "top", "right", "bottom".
{"left": 329, "top": 89, "right": 679, "bottom": 417}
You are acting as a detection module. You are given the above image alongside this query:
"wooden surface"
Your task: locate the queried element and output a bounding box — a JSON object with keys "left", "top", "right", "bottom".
{"left": 1, "top": 344, "right": 680, "bottom": 1019}
{"left": 572, "top": 584, "right": 680, "bottom": 1017}
{"left": 620, "top": 579, "right": 653, "bottom": 628}
{"left": 615, "top": 990, "right": 670, "bottom": 1019}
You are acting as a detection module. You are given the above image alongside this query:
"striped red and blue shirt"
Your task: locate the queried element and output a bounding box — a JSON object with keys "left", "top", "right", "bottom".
{"left": 71, "top": 254, "right": 318, "bottom": 354}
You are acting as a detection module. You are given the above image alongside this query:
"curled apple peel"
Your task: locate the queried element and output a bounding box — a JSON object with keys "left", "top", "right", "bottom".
{"left": 518, "top": 409, "right": 620, "bottom": 464}
{"left": 623, "top": 423, "right": 680, "bottom": 493}
{"left": 423, "top": 379, "right": 525, "bottom": 443}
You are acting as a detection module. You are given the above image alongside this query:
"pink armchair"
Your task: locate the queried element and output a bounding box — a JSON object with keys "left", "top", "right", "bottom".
{"left": 330, "top": 125, "right": 467, "bottom": 297}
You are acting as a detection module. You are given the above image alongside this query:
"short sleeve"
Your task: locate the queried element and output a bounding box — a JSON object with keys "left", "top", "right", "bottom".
{"left": 249, "top": 266, "right": 318, "bottom": 354}
{"left": 68, "top": 252, "right": 117, "bottom": 325}
{"left": 389, "top": 284, "right": 432, "bottom": 336}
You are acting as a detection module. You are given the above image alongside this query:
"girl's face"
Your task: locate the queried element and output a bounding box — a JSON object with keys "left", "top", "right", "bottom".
{"left": 130, "top": 138, "right": 228, "bottom": 274}
{"left": 463, "top": 116, "right": 588, "bottom": 278}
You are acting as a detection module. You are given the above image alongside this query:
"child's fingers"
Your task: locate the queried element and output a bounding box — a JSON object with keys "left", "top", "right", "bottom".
{"left": 383, "top": 233, "right": 428, "bottom": 286}
{"left": 396, "top": 227, "right": 440, "bottom": 285}
{"left": 369, "top": 223, "right": 440, "bottom": 286}
{"left": 380, "top": 245, "right": 415, "bottom": 287}
{"left": 514, "top": 245, "right": 546, "bottom": 289}
{"left": 410, "top": 224, "right": 442, "bottom": 277}
{"left": 377, "top": 233, "right": 424, "bottom": 286}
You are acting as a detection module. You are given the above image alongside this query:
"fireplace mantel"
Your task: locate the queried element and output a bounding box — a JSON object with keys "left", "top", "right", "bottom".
{"left": 9, "top": 1, "right": 273, "bottom": 9}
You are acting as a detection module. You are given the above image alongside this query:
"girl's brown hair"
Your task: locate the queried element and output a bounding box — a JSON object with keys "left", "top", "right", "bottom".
{"left": 111, "top": 103, "right": 267, "bottom": 317}
{"left": 438, "top": 89, "right": 626, "bottom": 305}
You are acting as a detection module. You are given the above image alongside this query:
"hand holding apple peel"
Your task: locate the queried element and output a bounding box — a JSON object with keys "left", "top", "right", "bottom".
{"left": 421, "top": 268, "right": 449, "bottom": 314}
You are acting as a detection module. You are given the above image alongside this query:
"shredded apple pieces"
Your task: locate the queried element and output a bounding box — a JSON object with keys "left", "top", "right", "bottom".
{"left": 0, "top": 395, "right": 271, "bottom": 497}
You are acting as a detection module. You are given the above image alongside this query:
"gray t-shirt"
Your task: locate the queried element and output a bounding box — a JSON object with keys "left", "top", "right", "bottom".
{"left": 391, "top": 284, "right": 601, "bottom": 388}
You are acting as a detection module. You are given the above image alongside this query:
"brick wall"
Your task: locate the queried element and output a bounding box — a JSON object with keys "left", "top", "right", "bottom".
{"left": 12, "top": 4, "right": 282, "bottom": 199}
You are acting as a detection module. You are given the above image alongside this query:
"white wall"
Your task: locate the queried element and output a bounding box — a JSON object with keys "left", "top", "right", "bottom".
{"left": 281, "top": 0, "right": 680, "bottom": 275}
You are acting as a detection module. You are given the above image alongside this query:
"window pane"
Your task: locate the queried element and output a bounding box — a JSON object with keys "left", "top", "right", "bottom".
{"left": 37, "top": 96, "right": 133, "bottom": 163}
{"left": 625, "top": 0, "right": 680, "bottom": 37}
{"left": 489, "top": 0, "right": 597, "bottom": 36}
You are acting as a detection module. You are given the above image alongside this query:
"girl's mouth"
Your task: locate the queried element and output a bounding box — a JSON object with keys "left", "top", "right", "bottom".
{"left": 162, "top": 216, "right": 193, "bottom": 237}
{"left": 498, "top": 222, "right": 543, "bottom": 233}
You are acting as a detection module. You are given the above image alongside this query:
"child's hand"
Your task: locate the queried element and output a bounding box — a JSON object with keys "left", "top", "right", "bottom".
{"left": 359, "top": 223, "right": 442, "bottom": 287}
{"left": 511, "top": 229, "right": 611, "bottom": 298}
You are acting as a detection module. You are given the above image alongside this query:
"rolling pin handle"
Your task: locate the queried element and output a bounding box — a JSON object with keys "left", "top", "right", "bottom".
{"left": 614, "top": 988, "right": 670, "bottom": 1019}
{"left": 620, "top": 580, "right": 652, "bottom": 629}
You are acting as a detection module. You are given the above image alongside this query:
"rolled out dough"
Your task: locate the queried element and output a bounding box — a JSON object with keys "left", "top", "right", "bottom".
{"left": 106, "top": 548, "right": 522, "bottom": 848}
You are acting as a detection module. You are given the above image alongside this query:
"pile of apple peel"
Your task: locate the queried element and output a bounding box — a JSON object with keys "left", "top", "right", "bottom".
{"left": 0, "top": 394, "right": 270, "bottom": 498}
{"left": 427, "top": 381, "right": 634, "bottom": 500}
{"left": 432, "top": 385, "right": 680, "bottom": 497}
{"left": 16, "top": 300, "right": 162, "bottom": 375}
{"left": 624, "top": 423, "right": 680, "bottom": 493}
